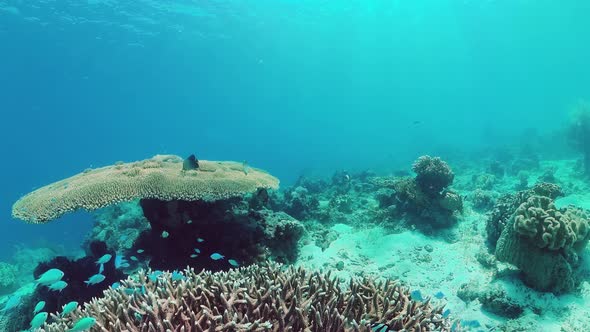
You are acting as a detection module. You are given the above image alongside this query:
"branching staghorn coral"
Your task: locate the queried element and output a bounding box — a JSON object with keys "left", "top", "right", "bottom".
{"left": 42, "top": 263, "right": 451, "bottom": 332}
{"left": 13, "top": 155, "right": 279, "bottom": 223}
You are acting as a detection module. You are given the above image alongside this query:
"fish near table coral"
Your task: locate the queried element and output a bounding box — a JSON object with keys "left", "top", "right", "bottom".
{"left": 36, "top": 268, "right": 64, "bottom": 285}
{"left": 69, "top": 317, "right": 97, "bottom": 331}
{"left": 84, "top": 274, "right": 106, "bottom": 286}
{"left": 182, "top": 154, "right": 199, "bottom": 171}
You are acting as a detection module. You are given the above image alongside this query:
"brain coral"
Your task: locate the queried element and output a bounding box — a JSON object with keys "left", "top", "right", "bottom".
{"left": 12, "top": 155, "right": 279, "bottom": 223}
{"left": 513, "top": 196, "right": 590, "bottom": 250}
{"left": 42, "top": 263, "right": 451, "bottom": 332}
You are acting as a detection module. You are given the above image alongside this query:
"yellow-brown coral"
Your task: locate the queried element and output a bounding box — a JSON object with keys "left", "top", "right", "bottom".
{"left": 12, "top": 155, "right": 279, "bottom": 224}
{"left": 513, "top": 195, "right": 590, "bottom": 250}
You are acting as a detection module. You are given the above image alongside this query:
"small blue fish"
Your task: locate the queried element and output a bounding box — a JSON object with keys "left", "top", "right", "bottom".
{"left": 171, "top": 270, "right": 185, "bottom": 281}
{"left": 98, "top": 263, "right": 104, "bottom": 274}
{"left": 69, "top": 317, "right": 96, "bottom": 331}
{"left": 85, "top": 274, "right": 106, "bottom": 286}
{"left": 114, "top": 255, "right": 129, "bottom": 269}
{"left": 228, "top": 259, "right": 239, "bottom": 267}
{"left": 434, "top": 291, "right": 445, "bottom": 299}
{"left": 96, "top": 254, "right": 112, "bottom": 265}
{"left": 137, "top": 249, "right": 144, "bottom": 253}
{"left": 130, "top": 256, "right": 138, "bottom": 261}
{"left": 30, "top": 312, "right": 48, "bottom": 329}
{"left": 161, "top": 231, "right": 169, "bottom": 238}
{"left": 370, "top": 323, "right": 392, "bottom": 332}
{"left": 190, "top": 254, "right": 198, "bottom": 258}
{"left": 61, "top": 301, "right": 78, "bottom": 317}
{"left": 210, "top": 253, "right": 224, "bottom": 260}
{"left": 33, "top": 301, "right": 45, "bottom": 314}
{"left": 442, "top": 308, "right": 451, "bottom": 318}
{"left": 193, "top": 248, "right": 201, "bottom": 253}
{"left": 124, "top": 288, "right": 135, "bottom": 295}
{"left": 410, "top": 290, "right": 424, "bottom": 302}
{"left": 187, "top": 220, "right": 193, "bottom": 224}
{"left": 36, "top": 268, "right": 65, "bottom": 285}
{"left": 112, "top": 282, "right": 121, "bottom": 289}
{"left": 197, "top": 238, "right": 204, "bottom": 243}
{"left": 1, "top": 295, "right": 21, "bottom": 312}
{"left": 148, "top": 271, "right": 164, "bottom": 282}
{"left": 49, "top": 280, "right": 68, "bottom": 292}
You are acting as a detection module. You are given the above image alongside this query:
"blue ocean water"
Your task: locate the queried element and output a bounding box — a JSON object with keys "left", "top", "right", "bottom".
{"left": 1, "top": 2, "right": 590, "bottom": 330}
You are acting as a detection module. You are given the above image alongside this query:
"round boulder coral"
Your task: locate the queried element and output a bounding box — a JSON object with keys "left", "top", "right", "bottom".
{"left": 12, "top": 155, "right": 279, "bottom": 223}
{"left": 412, "top": 156, "right": 454, "bottom": 196}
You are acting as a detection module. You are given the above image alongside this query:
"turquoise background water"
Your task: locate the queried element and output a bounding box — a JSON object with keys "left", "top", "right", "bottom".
{"left": 1, "top": 0, "right": 589, "bottom": 258}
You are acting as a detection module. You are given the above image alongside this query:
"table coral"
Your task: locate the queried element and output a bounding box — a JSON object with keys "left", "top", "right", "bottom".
{"left": 13, "top": 155, "right": 279, "bottom": 223}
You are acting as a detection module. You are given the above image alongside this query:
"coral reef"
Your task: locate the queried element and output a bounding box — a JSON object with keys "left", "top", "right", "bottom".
{"left": 457, "top": 281, "right": 524, "bottom": 319}
{"left": 42, "top": 263, "right": 451, "bottom": 331}
{"left": 512, "top": 196, "right": 589, "bottom": 251}
{"left": 32, "top": 241, "right": 126, "bottom": 315}
{"left": 485, "top": 183, "right": 564, "bottom": 249}
{"left": 494, "top": 192, "right": 590, "bottom": 293}
{"left": 566, "top": 100, "right": 590, "bottom": 175}
{"left": 0, "top": 262, "right": 18, "bottom": 295}
{"left": 134, "top": 197, "right": 304, "bottom": 271}
{"left": 12, "top": 155, "right": 279, "bottom": 223}
{"left": 471, "top": 173, "right": 496, "bottom": 190}
{"left": 275, "top": 186, "right": 320, "bottom": 220}
{"left": 412, "top": 156, "right": 455, "bottom": 196}
{"left": 371, "top": 156, "right": 462, "bottom": 229}
{"left": 85, "top": 200, "right": 149, "bottom": 252}
{"left": 469, "top": 189, "right": 496, "bottom": 211}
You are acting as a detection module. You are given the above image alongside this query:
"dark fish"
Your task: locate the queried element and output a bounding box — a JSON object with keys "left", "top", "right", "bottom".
{"left": 413, "top": 120, "right": 421, "bottom": 125}
{"left": 183, "top": 154, "right": 199, "bottom": 171}
{"left": 370, "top": 323, "right": 392, "bottom": 332}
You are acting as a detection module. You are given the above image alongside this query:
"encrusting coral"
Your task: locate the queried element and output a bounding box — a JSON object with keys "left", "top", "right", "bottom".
{"left": 12, "top": 155, "right": 279, "bottom": 223}
{"left": 42, "top": 263, "right": 451, "bottom": 332}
